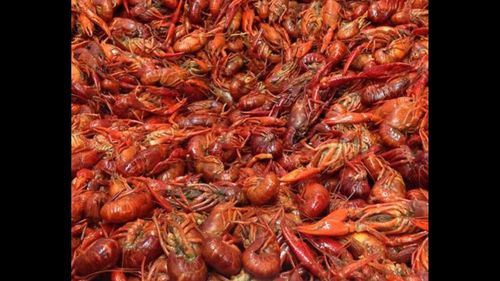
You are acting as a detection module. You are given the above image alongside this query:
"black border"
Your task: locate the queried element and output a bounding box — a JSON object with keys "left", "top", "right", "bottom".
{"left": 13, "top": 1, "right": 72, "bottom": 278}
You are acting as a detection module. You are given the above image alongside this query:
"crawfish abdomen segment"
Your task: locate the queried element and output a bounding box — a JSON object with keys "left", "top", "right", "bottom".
{"left": 74, "top": 238, "right": 121, "bottom": 276}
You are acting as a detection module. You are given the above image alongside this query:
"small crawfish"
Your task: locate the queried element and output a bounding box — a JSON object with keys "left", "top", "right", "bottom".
{"left": 363, "top": 152, "right": 406, "bottom": 203}
{"left": 242, "top": 234, "right": 281, "bottom": 279}
{"left": 300, "top": 1, "right": 323, "bottom": 41}
{"left": 111, "top": 219, "right": 163, "bottom": 268}
{"left": 73, "top": 238, "right": 121, "bottom": 277}
{"left": 173, "top": 27, "right": 221, "bottom": 54}
{"left": 374, "top": 37, "right": 414, "bottom": 64}
{"left": 297, "top": 199, "right": 428, "bottom": 238}
{"left": 100, "top": 187, "right": 155, "bottom": 223}
{"left": 265, "top": 60, "right": 299, "bottom": 94}
{"left": 268, "top": 0, "right": 289, "bottom": 24}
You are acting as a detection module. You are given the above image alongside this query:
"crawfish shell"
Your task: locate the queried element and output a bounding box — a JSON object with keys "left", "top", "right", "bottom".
{"left": 74, "top": 238, "right": 121, "bottom": 276}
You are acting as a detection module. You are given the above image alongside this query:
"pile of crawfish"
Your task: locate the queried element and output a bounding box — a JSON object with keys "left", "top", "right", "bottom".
{"left": 71, "top": 0, "right": 429, "bottom": 280}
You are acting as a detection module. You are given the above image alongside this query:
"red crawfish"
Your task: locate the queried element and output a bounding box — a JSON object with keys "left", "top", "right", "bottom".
{"left": 282, "top": 220, "right": 380, "bottom": 281}
{"left": 363, "top": 152, "right": 407, "bottom": 203}
{"left": 268, "top": 0, "right": 289, "bottom": 24}
{"left": 72, "top": 238, "right": 121, "bottom": 277}
{"left": 381, "top": 145, "right": 428, "bottom": 188}
{"left": 242, "top": 229, "right": 281, "bottom": 279}
{"left": 173, "top": 27, "right": 222, "bottom": 54}
{"left": 111, "top": 219, "right": 163, "bottom": 268}
{"left": 300, "top": 1, "right": 323, "bottom": 41}
{"left": 153, "top": 211, "right": 208, "bottom": 281}
{"left": 281, "top": 126, "right": 376, "bottom": 183}
{"left": 367, "top": 0, "right": 406, "bottom": 24}
{"left": 297, "top": 199, "right": 428, "bottom": 239}
{"left": 100, "top": 185, "right": 155, "bottom": 224}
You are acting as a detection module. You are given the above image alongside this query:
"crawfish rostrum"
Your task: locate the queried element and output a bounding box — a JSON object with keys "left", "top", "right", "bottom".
{"left": 71, "top": 0, "right": 429, "bottom": 280}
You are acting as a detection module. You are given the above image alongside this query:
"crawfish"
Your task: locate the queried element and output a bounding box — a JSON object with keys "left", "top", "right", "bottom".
{"left": 228, "top": 72, "right": 259, "bottom": 100}
{"left": 281, "top": 220, "right": 327, "bottom": 279}
{"left": 143, "top": 254, "right": 169, "bottom": 281}
{"left": 374, "top": 36, "right": 413, "bottom": 64}
{"left": 71, "top": 168, "right": 97, "bottom": 193}
{"left": 321, "top": 0, "right": 341, "bottom": 31}
{"left": 186, "top": 99, "right": 225, "bottom": 113}
{"left": 412, "top": 237, "right": 428, "bottom": 273}
{"left": 410, "top": 37, "right": 428, "bottom": 62}
{"left": 238, "top": 87, "right": 277, "bottom": 114}
{"left": 336, "top": 17, "right": 367, "bottom": 40}
{"left": 283, "top": 220, "right": 379, "bottom": 281}
{"left": 174, "top": 112, "right": 224, "bottom": 128}
{"left": 376, "top": 96, "right": 425, "bottom": 147}
{"left": 194, "top": 156, "right": 241, "bottom": 182}
{"left": 297, "top": 182, "right": 330, "bottom": 218}
{"left": 200, "top": 201, "right": 245, "bottom": 238}
{"left": 391, "top": 7, "right": 428, "bottom": 27}
{"left": 362, "top": 76, "right": 413, "bottom": 105}
{"left": 300, "top": 52, "right": 326, "bottom": 72}
{"left": 168, "top": 182, "right": 244, "bottom": 212}
{"left": 201, "top": 236, "right": 243, "bottom": 277}
{"left": 207, "top": 32, "right": 227, "bottom": 60}
{"left": 72, "top": 150, "right": 103, "bottom": 175}
{"left": 71, "top": 62, "right": 100, "bottom": 100}
{"left": 111, "top": 219, "right": 163, "bottom": 268}
{"left": 73, "top": 238, "right": 121, "bottom": 277}
{"left": 269, "top": 0, "right": 289, "bottom": 24}
{"left": 115, "top": 144, "right": 171, "bottom": 176}
{"left": 100, "top": 185, "right": 155, "bottom": 223}
{"left": 324, "top": 95, "right": 424, "bottom": 148}
{"left": 143, "top": 124, "right": 211, "bottom": 146}
{"left": 260, "top": 25, "right": 284, "bottom": 53}
{"left": 381, "top": 145, "right": 428, "bottom": 188}
{"left": 187, "top": 0, "right": 210, "bottom": 24}
{"left": 183, "top": 58, "right": 212, "bottom": 76}
{"left": 188, "top": 128, "right": 247, "bottom": 163}
{"left": 117, "top": 37, "right": 177, "bottom": 58}
{"left": 363, "top": 152, "right": 407, "bottom": 203}
{"left": 248, "top": 30, "right": 282, "bottom": 64}
{"left": 249, "top": 126, "right": 284, "bottom": 158}
{"left": 154, "top": 211, "right": 208, "bottom": 281}
{"left": 265, "top": 61, "right": 300, "bottom": 94}
{"left": 281, "top": 127, "right": 375, "bottom": 182}
{"left": 343, "top": 1, "right": 370, "bottom": 21}
{"left": 208, "top": 0, "right": 226, "bottom": 18}
{"left": 357, "top": 26, "right": 402, "bottom": 49}
{"left": 221, "top": 53, "right": 246, "bottom": 77}
{"left": 284, "top": 92, "right": 324, "bottom": 148}
{"left": 300, "top": 1, "right": 323, "bottom": 41}
{"left": 73, "top": 0, "right": 112, "bottom": 37}
{"left": 128, "top": 0, "right": 166, "bottom": 22}
{"left": 367, "top": 0, "right": 406, "bottom": 24}
{"left": 173, "top": 27, "right": 221, "bottom": 54}
{"left": 348, "top": 232, "right": 388, "bottom": 259}
{"left": 242, "top": 170, "right": 280, "bottom": 206}
{"left": 110, "top": 17, "right": 151, "bottom": 40}
{"left": 338, "top": 160, "right": 371, "bottom": 200}
{"left": 72, "top": 133, "right": 91, "bottom": 154}
{"left": 242, "top": 231, "right": 281, "bottom": 279}
{"left": 231, "top": 116, "right": 288, "bottom": 128}
{"left": 296, "top": 199, "right": 428, "bottom": 238}
{"left": 320, "top": 0, "right": 341, "bottom": 52}
{"left": 72, "top": 190, "right": 109, "bottom": 223}
{"left": 282, "top": 1, "right": 301, "bottom": 38}
{"left": 140, "top": 65, "right": 190, "bottom": 87}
